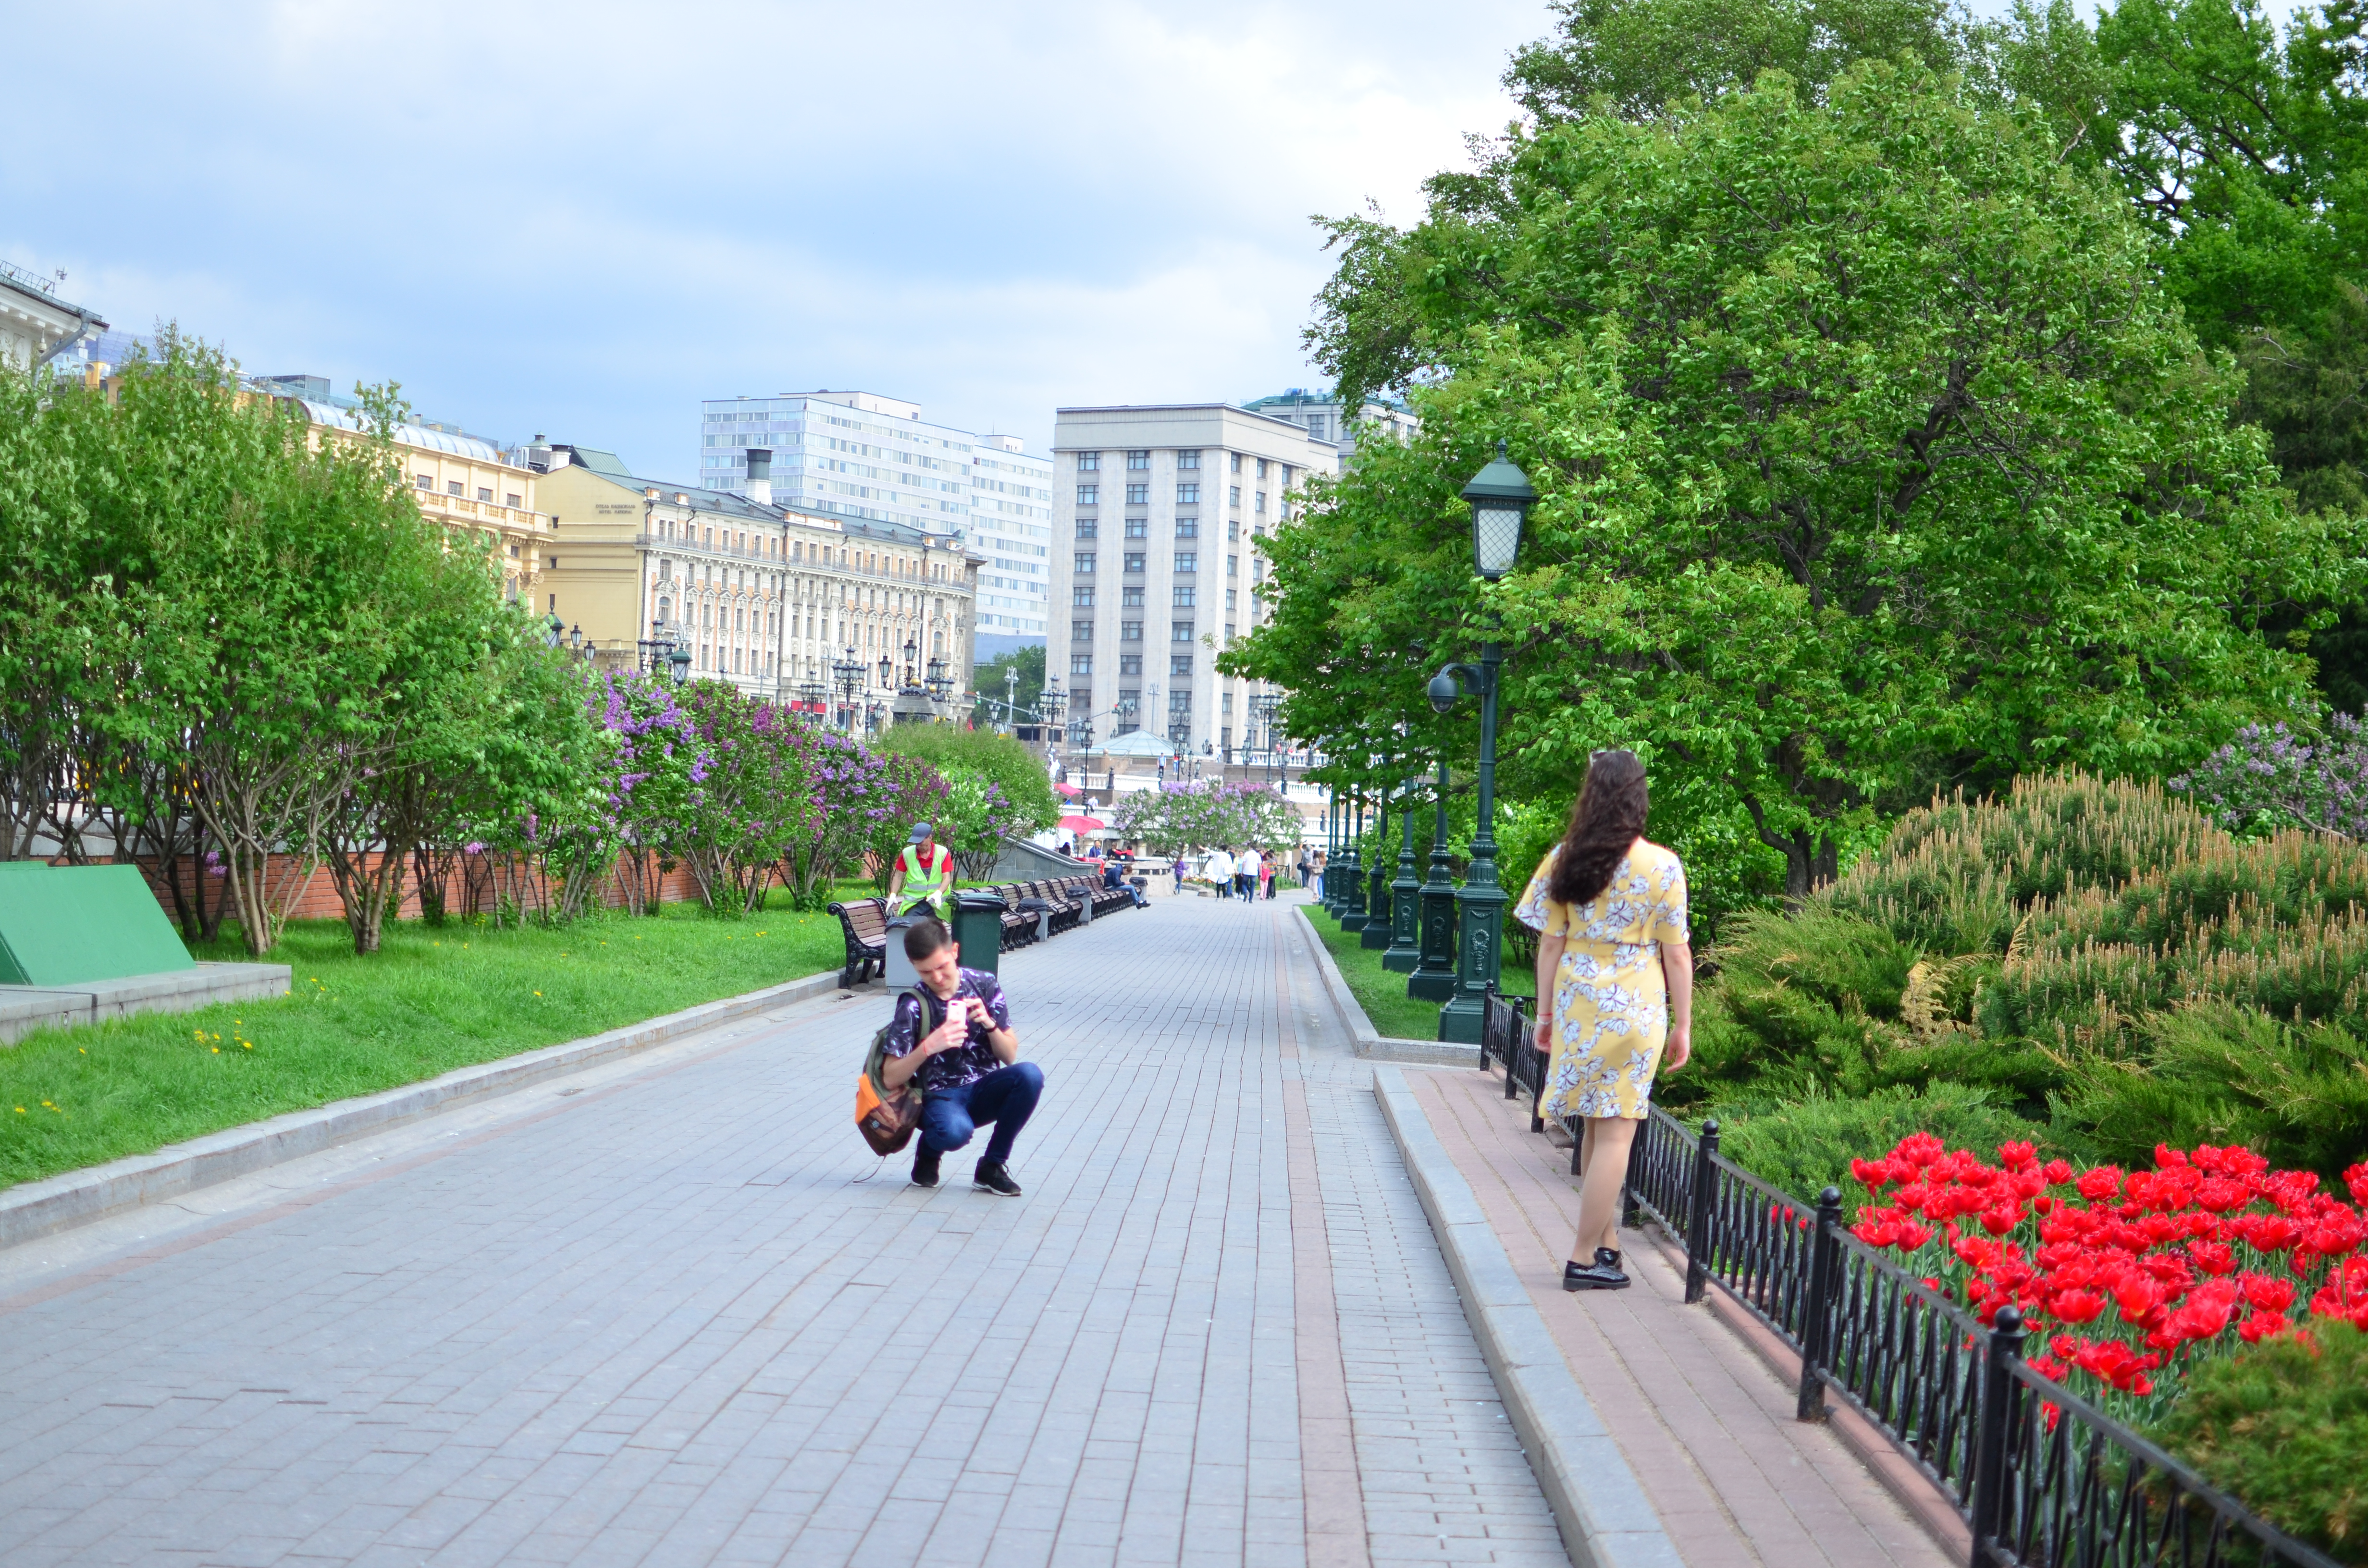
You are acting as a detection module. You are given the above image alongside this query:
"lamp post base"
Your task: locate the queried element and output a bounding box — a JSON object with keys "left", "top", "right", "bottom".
{"left": 1406, "top": 968, "right": 1456, "bottom": 1000}
{"left": 1437, "top": 994, "right": 1487, "bottom": 1044}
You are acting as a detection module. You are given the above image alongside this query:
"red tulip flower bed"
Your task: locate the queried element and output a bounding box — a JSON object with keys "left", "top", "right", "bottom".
{"left": 1850, "top": 1136, "right": 2368, "bottom": 1422}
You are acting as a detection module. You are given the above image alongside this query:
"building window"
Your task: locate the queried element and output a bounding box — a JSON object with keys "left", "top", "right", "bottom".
{"left": 1175, "top": 518, "right": 1198, "bottom": 539}
{"left": 1257, "top": 459, "right": 1270, "bottom": 478}
{"left": 1176, "top": 483, "right": 1199, "bottom": 504}
{"left": 1070, "top": 686, "right": 1092, "bottom": 710}
{"left": 476, "top": 487, "right": 493, "bottom": 502}
{"left": 1120, "top": 654, "right": 1143, "bottom": 676}
{"left": 1126, "top": 450, "right": 1150, "bottom": 469}
{"left": 1076, "top": 484, "right": 1098, "bottom": 505}
{"left": 1073, "top": 586, "right": 1095, "bottom": 607}
{"left": 1072, "top": 619, "right": 1094, "bottom": 641}
{"left": 1173, "top": 586, "right": 1196, "bottom": 608}
{"left": 1254, "top": 491, "right": 1267, "bottom": 514}
{"left": 1120, "top": 551, "right": 1143, "bottom": 574}
{"left": 1172, "top": 621, "right": 1195, "bottom": 643}
{"left": 445, "top": 480, "right": 463, "bottom": 496}
{"left": 1125, "top": 483, "right": 1148, "bottom": 505}
{"left": 1171, "top": 654, "right": 1193, "bottom": 676}
{"left": 1175, "top": 552, "right": 1196, "bottom": 573}
{"left": 1071, "top": 654, "right": 1093, "bottom": 676}
{"left": 1124, "top": 517, "right": 1147, "bottom": 539}
{"left": 1230, "top": 519, "right": 1241, "bottom": 541}
{"left": 507, "top": 492, "right": 522, "bottom": 508}
{"left": 1227, "top": 554, "right": 1238, "bottom": 576}
{"left": 1231, "top": 453, "right": 1243, "bottom": 473}
{"left": 1122, "top": 620, "right": 1144, "bottom": 642}
{"left": 1226, "top": 588, "right": 1238, "bottom": 610}
{"left": 1169, "top": 689, "right": 1192, "bottom": 712}
{"left": 1076, "top": 519, "right": 1097, "bottom": 539}
{"left": 1077, "top": 452, "right": 1100, "bottom": 471}
{"left": 1228, "top": 485, "right": 1241, "bottom": 507}
{"left": 1221, "top": 692, "right": 1234, "bottom": 715}
{"left": 414, "top": 473, "right": 432, "bottom": 489}
{"left": 1178, "top": 450, "right": 1201, "bottom": 470}
{"left": 1122, "top": 586, "right": 1146, "bottom": 607}
{"left": 1074, "top": 552, "right": 1097, "bottom": 575}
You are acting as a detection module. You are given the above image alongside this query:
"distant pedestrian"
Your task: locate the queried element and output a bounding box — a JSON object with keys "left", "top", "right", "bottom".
{"left": 1296, "top": 850, "right": 1312, "bottom": 889}
{"left": 1260, "top": 851, "right": 1277, "bottom": 901}
{"left": 1233, "top": 847, "right": 1254, "bottom": 902}
{"left": 1204, "top": 845, "right": 1233, "bottom": 898}
{"left": 1513, "top": 750, "right": 1691, "bottom": 1292}
{"left": 887, "top": 822, "right": 956, "bottom": 919}
{"left": 881, "top": 917, "right": 1040, "bottom": 1197}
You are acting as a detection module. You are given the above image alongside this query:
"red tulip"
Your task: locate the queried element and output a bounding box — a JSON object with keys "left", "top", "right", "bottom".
{"left": 1998, "top": 1140, "right": 2039, "bottom": 1173}
{"left": 2239, "top": 1274, "right": 2294, "bottom": 1313}
{"left": 2051, "top": 1288, "right": 2107, "bottom": 1325}
{"left": 2077, "top": 1166, "right": 2124, "bottom": 1202}
{"left": 2157, "top": 1143, "right": 2190, "bottom": 1169}
{"left": 2187, "top": 1242, "right": 2236, "bottom": 1277}
{"left": 2343, "top": 1163, "right": 2368, "bottom": 1207}
{"left": 1980, "top": 1205, "right": 2023, "bottom": 1237}
{"left": 2112, "top": 1274, "right": 2162, "bottom": 1325}
{"left": 2237, "top": 1311, "right": 2293, "bottom": 1344}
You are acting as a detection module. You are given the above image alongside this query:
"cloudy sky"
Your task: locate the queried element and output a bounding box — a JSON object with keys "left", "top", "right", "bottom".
{"left": 5, "top": 0, "right": 1547, "bottom": 473}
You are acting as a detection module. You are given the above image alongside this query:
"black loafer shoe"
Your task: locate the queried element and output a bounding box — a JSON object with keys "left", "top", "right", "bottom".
{"left": 911, "top": 1150, "right": 940, "bottom": 1188}
{"left": 1563, "top": 1259, "right": 1630, "bottom": 1291}
{"left": 1595, "top": 1247, "right": 1623, "bottom": 1270}
{"left": 973, "top": 1162, "right": 1023, "bottom": 1197}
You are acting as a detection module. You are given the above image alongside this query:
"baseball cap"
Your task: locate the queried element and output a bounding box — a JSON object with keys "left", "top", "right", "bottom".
{"left": 910, "top": 823, "right": 934, "bottom": 842}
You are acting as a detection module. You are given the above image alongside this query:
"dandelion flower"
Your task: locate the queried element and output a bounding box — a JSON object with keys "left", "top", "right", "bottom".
{"left": 12, "top": 1107, "right": 22, "bottom": 1115}
{"left": 211, "top": 1046, "right": 220, "bottom": 1054}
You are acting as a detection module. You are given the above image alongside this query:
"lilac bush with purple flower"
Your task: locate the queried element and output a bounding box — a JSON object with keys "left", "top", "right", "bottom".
{"left": 2170, "top": 715, "right": 2368, "bottom": 842}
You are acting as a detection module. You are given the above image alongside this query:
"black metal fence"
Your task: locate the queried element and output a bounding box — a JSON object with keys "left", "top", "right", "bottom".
{"left": 1472, "top": 985, "right": 2339, "bottom": 1568}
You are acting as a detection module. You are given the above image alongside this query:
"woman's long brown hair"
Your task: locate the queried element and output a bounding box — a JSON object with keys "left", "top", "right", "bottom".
{"left": 1546, "top": 750, "right": 1649, "bottom": 906}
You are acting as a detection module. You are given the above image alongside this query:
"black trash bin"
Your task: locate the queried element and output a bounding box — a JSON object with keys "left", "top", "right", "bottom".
{"left": 952, "top": 891, "right": 1006, "bottom": 974}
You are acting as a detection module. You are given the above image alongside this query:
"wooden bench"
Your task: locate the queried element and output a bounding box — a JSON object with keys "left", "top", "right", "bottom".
{"left": 1028, "top": 880, "right": 1083, "bottom": 932}
{"left": 826, "top": 896, "right": 890, "bottom": 987}
{"left": 1080, "top": 872, "right": 1131, "bottom": 917}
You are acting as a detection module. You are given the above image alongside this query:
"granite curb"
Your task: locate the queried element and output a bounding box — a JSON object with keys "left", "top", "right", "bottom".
{"left": 1292, "top": 906, "right": 1479, "bottom": 1067}
{"left": 1372, "top": 1065, "right": 1684, "bottom": 1568}
{"left": 0, "top": 967, "right": 848, "bottom": 1250}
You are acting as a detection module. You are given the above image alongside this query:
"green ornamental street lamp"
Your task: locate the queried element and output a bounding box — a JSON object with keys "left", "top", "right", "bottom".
{"left": 1407, "top": 758, "right": 1461, "bottom": 1000}
{"left": 1323, "top": 782, "right": 1344, "bottom": 914}
{"left": 1340, "top": 788, "right": 1369, "bottom": 931}
{"left": 1362, "top": 771, "right": 1395, "bottom": 949}
{"left": 1431, "top": 441, "right": 1538, "bottom": 1044}
{"left": 1382, "top": 769, "right": 1424, "bottom": 972}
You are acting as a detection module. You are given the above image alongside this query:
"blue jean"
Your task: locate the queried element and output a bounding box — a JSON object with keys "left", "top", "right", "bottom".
{"left": 920, "top": 1062, "right": 1043, "bottom": 1164}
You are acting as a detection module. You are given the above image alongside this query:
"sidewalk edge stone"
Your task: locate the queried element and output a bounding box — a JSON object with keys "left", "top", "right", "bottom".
{"left": 1372, "top": 1064, "right": 1684, "bottom": 1568}
{"left": 0, "top": 967, "right": 847, "bottom": 1251}
{"left": 1292, "top": 906, "right": 1476, "bottom": 1067}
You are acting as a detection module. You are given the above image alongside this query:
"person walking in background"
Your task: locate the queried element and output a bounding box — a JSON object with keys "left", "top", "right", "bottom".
{"left": 1512, "top": 750, "right": 1691, "bottom": 1292}
{"left": 1260, "top": 849, "right": 1277, "bottom": 901}
{"left": 1205, "top": 844, "right": 1233, "bottom": 899}
{"left": 1233, "top": 847, "right": 1255, "bottom": 902}
{"left": 1296, "top": 849, "right": 1312, "bottom": 889}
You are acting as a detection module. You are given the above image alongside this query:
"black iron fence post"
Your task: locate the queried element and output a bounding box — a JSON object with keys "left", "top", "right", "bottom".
{"left": 1683, "top": 1119, "right": 1719, "bottom": 1304}
{"left": 1620, "top": 1122, "right": 1643, "bottom": 1229}
{"left": 1968, "top": 1306, "right": 2027, "bottom": 1568}
{"left": 1794, "top": 1185, "right": 1843, "bottom": 1422}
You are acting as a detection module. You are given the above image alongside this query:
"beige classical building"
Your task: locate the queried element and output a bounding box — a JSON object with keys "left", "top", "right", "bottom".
{"left": 1049, "top": 404, "right": 1333, "bottom": 759}
{"left": 533, "top": 444, "right": 981, "bottom": 718}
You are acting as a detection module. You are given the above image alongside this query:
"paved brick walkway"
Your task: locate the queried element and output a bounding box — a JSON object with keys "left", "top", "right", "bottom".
{"left": 1406, "top": 1069, "right": 1955, "bottom": 1568}
{"left": 0, "top": 895, "right": 1563, "bottom": 1568}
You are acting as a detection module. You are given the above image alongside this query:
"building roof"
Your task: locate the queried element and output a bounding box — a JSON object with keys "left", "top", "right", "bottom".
{"left": 300, "top": 401, "right": 509, "bottom": 463}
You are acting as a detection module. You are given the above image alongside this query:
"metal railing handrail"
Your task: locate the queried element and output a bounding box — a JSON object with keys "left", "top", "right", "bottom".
{"left": 1472, "top": 990, "right": 2336, "bottom": 1568}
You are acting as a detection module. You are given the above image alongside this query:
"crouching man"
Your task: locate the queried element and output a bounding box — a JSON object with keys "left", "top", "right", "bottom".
{"left": 879, "top": 916, "right": 1041, "bottom": 1196}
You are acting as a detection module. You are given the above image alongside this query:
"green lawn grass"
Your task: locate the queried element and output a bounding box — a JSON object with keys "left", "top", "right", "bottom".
{"left": 1304, "top": 905, "right": 1537, "bottom": 1042}
{"left": 0, "top": 892, "right": 863, "bottom": 1191}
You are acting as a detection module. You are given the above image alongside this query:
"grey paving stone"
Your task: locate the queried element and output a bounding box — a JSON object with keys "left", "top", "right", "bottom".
{"left": 0, "top": 897, "right": 1565, "bottom": 1568}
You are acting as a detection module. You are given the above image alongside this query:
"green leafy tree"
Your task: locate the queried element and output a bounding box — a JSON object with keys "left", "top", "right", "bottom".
{"left": 970, "top": 643, "right": 1046, "bottom": 729}
{"left": 876, "top": 723, "right": 1059, "bottom": 833}
{"left": 1262, "top": 65, "right": 2346, "bottom": 901}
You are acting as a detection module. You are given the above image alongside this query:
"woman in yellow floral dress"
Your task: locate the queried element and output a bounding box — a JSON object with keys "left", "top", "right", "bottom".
{"left": 1512, "top": 750, "right": 1692, "bottom": 1292}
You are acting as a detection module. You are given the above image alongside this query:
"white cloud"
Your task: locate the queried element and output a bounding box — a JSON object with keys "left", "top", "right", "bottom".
{"left": 5, "top": 0, "right": 1543, "bottom": 466}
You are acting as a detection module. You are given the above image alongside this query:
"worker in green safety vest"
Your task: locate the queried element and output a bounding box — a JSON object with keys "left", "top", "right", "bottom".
{"left": 888, "top": 821, "right": 957, "bottom": 919}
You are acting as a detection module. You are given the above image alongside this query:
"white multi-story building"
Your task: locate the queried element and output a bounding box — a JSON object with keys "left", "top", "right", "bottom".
{"left": 1049, "top": 404, "right": 1334, "bottom": 760}
{"left": 967, "top": 434, "right": 1054, "bottom": 662}
{"left": 697, "top": 391, "right": 1052, "bottom": 662}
